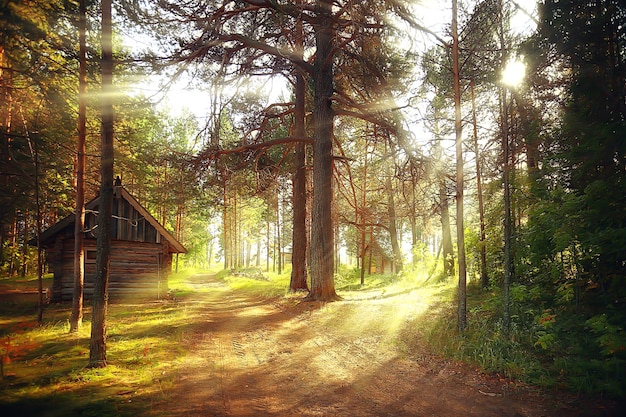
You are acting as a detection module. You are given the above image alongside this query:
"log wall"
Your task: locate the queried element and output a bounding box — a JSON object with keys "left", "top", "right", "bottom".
{"left": 84, "top": 196, "right": 160, "bottom": 243}
{"left": 50, "top": 237, "right": 171, "bottom": 302}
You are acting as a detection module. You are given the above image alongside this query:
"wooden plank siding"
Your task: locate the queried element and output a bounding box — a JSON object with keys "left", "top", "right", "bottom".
{"left": 51, "top": 238, "right": 170, "bottom": 302}
{"left": 41, "top": 187, "right": 185, "bottom": 303}
{"left": 84, "top": 196, "right": 160, "bottom": 244}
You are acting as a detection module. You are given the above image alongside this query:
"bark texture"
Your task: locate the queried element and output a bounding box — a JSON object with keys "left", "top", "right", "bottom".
{"left": 440, "top": 181, "right": 455, "bottom": 277}
{"left": 290, "top": 65, "right": 309, "bottom": 292}
{"left": 307, "top": 0, "right": 339, "bottom": 301}
{"left": 452, "top": 0, "right": 467, "bottom": 332}
{"left": 89, "top": 0, "right": 113, "bottom": 367}
{"left": 70, "top": 0, "right": 87, "bottom": 333}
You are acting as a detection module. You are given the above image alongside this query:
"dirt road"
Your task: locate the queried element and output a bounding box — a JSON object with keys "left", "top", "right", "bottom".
{"left": 152, "top": 274, "right": 618, "bottom": 417}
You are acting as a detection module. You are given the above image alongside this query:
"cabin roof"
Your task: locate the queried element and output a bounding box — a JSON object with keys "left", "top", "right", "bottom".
{"left": 39, "top": 186, "right": 187, "bottom": 254}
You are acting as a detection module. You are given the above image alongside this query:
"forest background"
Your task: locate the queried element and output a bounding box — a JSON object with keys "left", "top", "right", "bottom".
{"left": 1, "top": 0, "right": 625, "bottom": 399}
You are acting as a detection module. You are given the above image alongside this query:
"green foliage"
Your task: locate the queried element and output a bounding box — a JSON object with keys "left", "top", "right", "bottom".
{"left": 509, "top": 166, "right": 626, "bottom": 397}
{"left": 334, "top": 264, "right": 399, "bottom": 291}
{"left": 410, "top": 281, "right": 626, "bottom": 398}
{"left": 525, "top": 0, "right": 626, "bottom": 307}
{"left": 586, "top": 314, "right": 626, "bottom": 358}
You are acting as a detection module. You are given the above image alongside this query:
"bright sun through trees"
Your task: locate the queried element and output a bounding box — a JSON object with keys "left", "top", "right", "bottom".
{"left": 2, "top": 0, "right": 626, "bottom": 413}
{"left": 502, "top": 58, "right": 526, "bottom": 87}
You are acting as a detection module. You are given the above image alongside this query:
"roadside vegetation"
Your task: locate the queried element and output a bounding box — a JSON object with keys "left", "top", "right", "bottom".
{"left": 402, "top": 283, "right": 626, "bottom": 399}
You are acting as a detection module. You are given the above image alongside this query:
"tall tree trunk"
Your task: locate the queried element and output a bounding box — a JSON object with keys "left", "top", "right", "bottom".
{"left": 359, "top": 223, "right": 366, "bottom": 285}
{"left": 207, "top": 239, "right": 213, "bottom": 267}
{"left": 256, "top": 237, "right": 261, "bottom": 267}
{"left": 266, "top": 216, "right": 271, "bottom": 272}
{"left": 290, "top": 46, "right": 309, "bottom": 290}
{"left": 387, "top": 176, "right": 403, "bottom": 273}
{"left": 276, "top": 193, "right": 282, "bottom": 274}
{"left": 452, "top": 0, "right": 467, "bottom": 332}
{"left": 334, "top": 223, "right": 340, "bottom": 272}
{"left": 0, "top": 46, "right": 8, "bottom": 267}
{"left": 235, "top": 205, "right": 240, "bottom": 269}
{"left": 433, "top": 104, "right": 453, "bottom": 277}
{"left": 161, "top": 163, "right": 168, "bottom": 226}
{"left": 470, "top": 81, "right": 488, "bottom": 288}
{"left": 175, "top": 203, "right": 182, "bottom": 273}
{"left": 223, "top": 196, "right": 229, "bottom": 270}
{"left": 27, "top": 135, "right": 44, "bottom": 324}
{"left": 9, "top": 216, "right": 17, "bottom": 276}
{"left": 272, "top": 194, "right": 277, "bottom": 272}
{"left": 385, "top": 141, "right": 403, "bottom": 273}
{"left": 440, "top": 181, "right": 455, "bottom": 276}
{"left": 409, "top": 178, "right": 419, "bottom": 264}
{"left": 90, "top": 0, "right": 113, "bottom": 368}
{"left": 290, "top": 1, "right": 308, "bottom": 292}
{"left": 306, "top": 160, "right": 312, "bottom": 272}
{"left": 234, "top": 191, "right": 239, "bottom": 268}
{"left": 367, "top": 226, "right": 374, "bottom": 276}
{"left": 70, "top": 0, "right": 87, "bottom": 333}
{"left": 20, "top": 210, "right": 28, "bottom": 278}
{"left": 307, "top": 0, "right": 339, "bottom": 301}
{"left": 0, "top": 219, "right": 5, "bottom": 269}
{"left": 499, "top": 0, "right": 513, "bottom": 332}
{"left": 232, "top": 195, "right": 237, "bottom": 268}
{"left": 501, "top": 87, "right": 513, "bottom": 332}
{"left": 245, "top": 238, "right": 251, "bottom": 268}
{"left": 359, "top": 142, "right": 369, "bottom": 286}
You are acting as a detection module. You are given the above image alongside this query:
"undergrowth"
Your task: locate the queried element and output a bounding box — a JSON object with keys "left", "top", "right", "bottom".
{"left": 398, "top": 281, "right": 626, "bottom": 399}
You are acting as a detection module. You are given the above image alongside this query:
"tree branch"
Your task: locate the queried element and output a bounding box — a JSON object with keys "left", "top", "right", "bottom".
{"left": 200, "top": 136, "right": 313, "bottom": 159}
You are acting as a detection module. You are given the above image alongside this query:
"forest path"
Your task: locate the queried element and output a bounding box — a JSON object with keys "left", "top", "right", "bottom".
{"left": 152, "top": 274, "right": 597, "bottom": 417}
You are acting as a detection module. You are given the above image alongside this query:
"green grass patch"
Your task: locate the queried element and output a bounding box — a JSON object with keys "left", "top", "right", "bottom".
{"left": 224, "top": 266, "right": 291, "bottom": 297}
{"left": 0, "top": 270, "right": 203, "bottom": 416}
{"left": 334, "top": 263, "right": 453, "bottom": 297}
{"left": 0, "top": 273, "right": 53, "bottom": 291}
{"left": 0, "top": 273, "right": 54, "bottom": 327}
{"left": 0, "top": 266, "right": 291, "bottom": 416}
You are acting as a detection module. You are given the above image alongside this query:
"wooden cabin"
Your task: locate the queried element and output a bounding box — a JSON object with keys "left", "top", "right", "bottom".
{"left": 364, "top": 238, "right": 394, "bottom": 275}
{"left": 39, "top": 185, "right": 186, "bottom": 302}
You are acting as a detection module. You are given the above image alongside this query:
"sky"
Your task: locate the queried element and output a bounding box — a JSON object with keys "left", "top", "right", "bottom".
{"left": 127, "top": 0, "right": 539, "bottom": 122}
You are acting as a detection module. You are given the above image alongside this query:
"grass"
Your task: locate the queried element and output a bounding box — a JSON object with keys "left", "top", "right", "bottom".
{"left": 0, "top": 298, "right": 195, "bottom": 416}
{"left": 1, "top": 265, "right": 620, "bottom": 415}
{"left": 0, "top": 266, "right": 443, "bottom": 406}
{"left": 223, "top": 267, "right": 291, "bottom": 297}
{"left": 0, "top": 270, "right": 208, "bottom": 416}
{"left": 0, "top": 273, "right": 53, "bottom": 292}
{"left": 0, "top": 266, "right": 299, "bottom": 416}
{"left": 395, "top": 280, "right": 626, "bottom": 399}
{"left": 395, "top": 281, "right": 549, "bottom": 382}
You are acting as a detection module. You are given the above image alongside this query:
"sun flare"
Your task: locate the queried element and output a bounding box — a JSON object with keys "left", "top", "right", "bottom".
{"left": 502, "top": 58, "right": 526, "bottom": 87}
